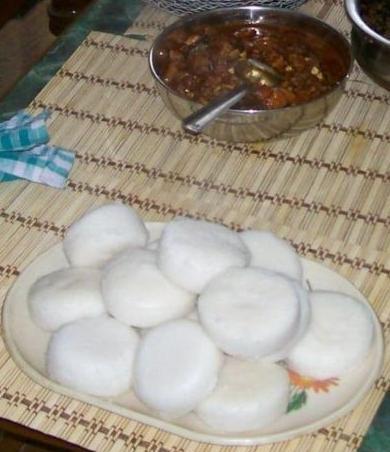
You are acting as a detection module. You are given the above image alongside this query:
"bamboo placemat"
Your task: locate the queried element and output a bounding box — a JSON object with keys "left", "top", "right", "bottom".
{"left": 0, "top": 0, "right": 388, "bottom": 450}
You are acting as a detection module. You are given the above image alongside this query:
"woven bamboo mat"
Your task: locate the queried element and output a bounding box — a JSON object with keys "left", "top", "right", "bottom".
{"left": 0, "top": 0, "right": 388, "bottom": 450}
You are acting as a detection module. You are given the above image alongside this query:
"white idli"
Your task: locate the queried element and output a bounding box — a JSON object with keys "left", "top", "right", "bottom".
{"left": 196, "top": 358, "right": 289, "bottom": 432}
{"left": 240, "top": 230, "right": 302, "bottom": 281}
{"left": 102, "top": 248, "right": 195, "bottom": 328}
{"left": 28, "top": 267, "right": 105, "bottom": 331}
{"left": 263, "top": 282, "right": 311, "bottom": 363}
{"left": 47, "top": 316, "right": 139, "bottom": 397}
{"left": 63, "top": 203, "right": 148, "bottom": 267}
{"left": 187, "top": 309, "right": 199, "bottom": 322}
{"left": 158, "top": 217, "right": 249, "bottom": 293}
{"left": 198, "top": 267, "right": 301, "bottom": 359}
{"left": 134, "top": 319, "right": 223, "bottom": 418}
{"left": 146, "top": 239, "right": 159, "bottom": 251}
{"left": 286, "top": 291, "right": 374, "bottom": 379}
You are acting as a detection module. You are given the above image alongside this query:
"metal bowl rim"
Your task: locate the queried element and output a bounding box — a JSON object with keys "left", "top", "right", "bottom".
{"left": 148, "top": 6, "right": 353, "bottom": 115}
{"left": 345, "top": 0, "right": 390, "bottom": 47}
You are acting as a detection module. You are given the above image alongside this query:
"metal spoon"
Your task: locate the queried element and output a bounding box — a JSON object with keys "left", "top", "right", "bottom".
{"left": 182, "top": 59, "right": 282, "bottom": 135}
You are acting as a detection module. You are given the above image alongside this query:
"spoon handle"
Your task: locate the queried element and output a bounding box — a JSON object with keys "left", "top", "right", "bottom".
{"left": 182, "top": 85, "right": 247, "bottom": 134}
{"left": 247, "top": 58, "right": 283, "bottom": 82}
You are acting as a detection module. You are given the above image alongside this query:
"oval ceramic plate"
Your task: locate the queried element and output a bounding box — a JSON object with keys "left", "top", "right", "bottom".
{"left": 2, "top": 223, "right": 384, "bottom": 446}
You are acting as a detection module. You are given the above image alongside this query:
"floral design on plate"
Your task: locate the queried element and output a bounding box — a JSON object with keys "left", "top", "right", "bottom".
{"left": 287, "top": 369, "right": 339, "bottom": 412}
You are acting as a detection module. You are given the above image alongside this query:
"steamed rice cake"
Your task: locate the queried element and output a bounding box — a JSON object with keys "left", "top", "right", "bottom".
{"left": 134, "top": 319, "right": 223, "bottom": 417}
{"left": 158, "top": 218, "right": 249, "bottom": 293}
{"left": 102, "top": 248, "right": 195, "bottom": 328}
{"left": 198, "top": 267, "right": 301, "bottom": 359}
{"left": 28, "top": 267, "right": 105, "bottom": 331}
{"left": 240, "top": 230, "right": 302, "bottom": 281}
{"left": 47, "top": 316, "right": 139, "bottom": 397}
{"left": 196, "top": 358, "right": 289, "bottom": 432}
{"left": 63, "top": 203, "right": 148, "bottom": 267}
{"left": 286, "top": 291, "right": 374, "bottom": 379}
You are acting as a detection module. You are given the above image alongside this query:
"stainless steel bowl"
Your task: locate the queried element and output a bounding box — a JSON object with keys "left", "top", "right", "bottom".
{"left": 149, "top": 7, "right": 352, "bottom": 143}
{"left": 345, "top": 0, "right": 390, "bottom": 91}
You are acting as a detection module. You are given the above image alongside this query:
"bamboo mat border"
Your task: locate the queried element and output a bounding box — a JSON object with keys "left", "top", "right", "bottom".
{"left": 0, "top": 0, "right": 388, "bottom": 451}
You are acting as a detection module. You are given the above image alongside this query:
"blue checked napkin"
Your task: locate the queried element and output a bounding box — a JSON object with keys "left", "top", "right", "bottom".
{"left": 0, "top": 111, "right": 74, "bottom": 188}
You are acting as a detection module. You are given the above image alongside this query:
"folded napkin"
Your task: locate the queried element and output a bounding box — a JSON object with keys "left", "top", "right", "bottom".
{"left": 0, "top": 111, "right": 74, "bottom": 188}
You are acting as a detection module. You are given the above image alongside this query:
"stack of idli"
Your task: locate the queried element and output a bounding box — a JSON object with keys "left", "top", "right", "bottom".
{"left": 27, "top": 203, "right": 375, "bottom": 433}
